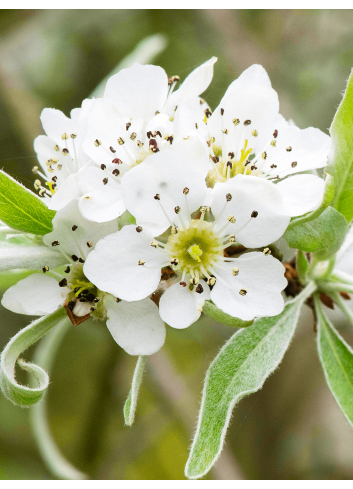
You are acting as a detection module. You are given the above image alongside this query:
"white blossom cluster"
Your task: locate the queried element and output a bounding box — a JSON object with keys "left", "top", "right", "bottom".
{"left": 2, "top": 59, "right": 331, "bottom": 355}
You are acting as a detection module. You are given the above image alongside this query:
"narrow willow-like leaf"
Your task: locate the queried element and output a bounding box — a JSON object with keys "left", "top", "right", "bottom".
{"left": 314, "top": 295, "right": 353, "bottom": 427}
{"left": 202, "top": 301, "right": 253, "bottom": 328}
{"left": 0, "top": 244, "right": 65, "bottom": 272}
{"left": 329, "top": 68, "right": 353, "bottom": 223}
{"left": 90, "top": 34, "right": 167, "bottom": 98}
{"left": 284, "top": 206, "right": 348, "bottom": 260}
{"left": 124, "top": 355, "right": 146, "bottom": 426}
{"left": 0, "top": 307, "right": 68, "bottom": 407}
{"left": 0, "top": 171, "right": 55, "bottom": 235}
{"left": 185, "top": 283, "right": 316, "bottom": 480}
{"left": 30, "top": 320, "right": 87, "bottom": 479}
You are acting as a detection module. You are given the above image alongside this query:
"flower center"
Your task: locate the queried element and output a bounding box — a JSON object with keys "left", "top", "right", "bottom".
{"left": 206, "top": 139, "right": 255, "bottom": 188}
{"left": 166, "top": 220, "right": 223, "bottom": 277}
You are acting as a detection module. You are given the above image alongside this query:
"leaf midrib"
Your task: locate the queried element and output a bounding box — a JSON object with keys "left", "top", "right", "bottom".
{"left": 0, "top": 186, "right": 52, "bottom": 233}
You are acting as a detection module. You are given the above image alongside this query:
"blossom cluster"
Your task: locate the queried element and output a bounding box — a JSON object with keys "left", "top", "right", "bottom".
{"left": 2, "top": 59, "right": 331, "bottom": 355}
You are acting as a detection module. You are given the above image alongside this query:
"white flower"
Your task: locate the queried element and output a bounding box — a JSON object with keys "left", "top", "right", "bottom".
{"left": 1, "top": 201, "right": 165, "bottom": 355}
{"left": 84, "top": 150, "right": 287, "bottom": 328}
{"left": 33, "top": 100, "right": 93, "bottom": 211}
{"left": 190, "top": 64, "right": 331, "bottom": 219}
{"left": 78, "top": 59, "right": 217, "bottom": 222}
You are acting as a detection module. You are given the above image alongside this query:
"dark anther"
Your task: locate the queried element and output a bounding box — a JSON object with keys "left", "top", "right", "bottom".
{"left": 79, "top": 258, "right": 85, "bottom": 263}
{"left": 166, "top": 135, "right": 174, "bottom": 144}
{"left": 250, "top": 165, "right": 257, "bottom": 171}
{"left": 100, "top": 164, "right": 106, "bottom": 170}
{"left": 220, "top": 108, "right": 224, "bottom": 116}
{"left": 204, "top": 108, "right": 212, "bottom": 118}
{"left": 212, "top": 156, "right": 219, "bottom": 164}
{"left": 251, "top": 211, "right": 258, "bottom": 218}
{"left": 291, "top": 161, "right": 297, "bottom": 168}
{"left": 126, "top": 122, "right": 131, "bottom": 131}
{"left": 64, "top": 266, "right": 71, "bottom": 274}
{"left": 273, "top": 129, "right": 278, "bottom": 138}
{"left": 154, "top": 194, "right": 160, "bottom": 200}
{"left": 286, "top": 146, "right": 292, "bottom": 152}
{"left": 226, "top": 193, "right": 232, "bottom": 202}
{"left": 180, "top": 281, "right": 187, "bottom": 287}
{"left": 136, "top": 226, "right": 143, "bottom": 233}
{"left": 59, "top": 278, "right": 67, "bottom": 287}
{"left": 62, "top": 148, "right": 69, "bottom": 155}
{"left": 195, "top": 284, "right": 204, "bottom": 294}
{"left": 110, "top": 146, "right": 116, "bottom": 153}
{"left": 174, "top": 206, "right": 181, "bottom": 214}
{"left": 183, "top": 187, "right": 189, "bottom": 195}
{"left": 147, "top": 131, "right": 153, "bottom": 139}
{"left": 51, "top": 241, "right": 60, "bottom": 246}
{"left": 52, "top": 176, "right": 57, "bottom": 182}
{"left": 228, "top": 152, "right": 234, "bottom": 159}
{"left": 42, "top": 266, "right": 49, "bottom": 273}
{"left": 71, "top": 254, "right": 78, "bottom": 261}
{"left": 155, "top": 130, "right": 162, "bottom": 138}
{"left": 103, "top": 178, "right": 108, "bottom": 185}
{"left": 112, "top": 158, "right": 122, "bottom": 164}
{"left": 112, "top": 169, "right": 120, "bottom": 176}
{"left": 86, "top": 293, "right": 95, "bottom": 302}
{"left": 149, "top": 139, "right": 158, "bottom": 150}
{"left": 244, "top": 119, "right": 251, "bottom": 126}
{"left": 226, "top": 161, "right": 233, "bottom": 169}
{"left": 270, "top": 164, "right": 277, "bottom": 169}
{"left": 86, "top": 241, "right": 93, "bottom": 248}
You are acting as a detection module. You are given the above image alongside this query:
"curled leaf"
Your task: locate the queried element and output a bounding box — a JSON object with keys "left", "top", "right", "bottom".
{"left": 0, "top": 307, "right": 68, "bottom": 407}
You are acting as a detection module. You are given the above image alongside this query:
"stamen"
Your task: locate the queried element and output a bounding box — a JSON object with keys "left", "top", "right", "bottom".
{"left": 239, "top": 288, "right": 247, "bottom": 296}
{"left": 263, "top": 247, "right": 271, "bottom": 255}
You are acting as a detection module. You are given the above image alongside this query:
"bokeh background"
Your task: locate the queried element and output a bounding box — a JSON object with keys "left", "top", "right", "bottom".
{"left": 0, "top": 9, "right": 353, "bottom": 480}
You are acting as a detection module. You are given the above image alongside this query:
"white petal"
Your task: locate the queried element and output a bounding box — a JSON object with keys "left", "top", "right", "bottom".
{"left": 1, "top": 274, "right": 67, "bottom": 316}
{"left": 104, "top": 63, "right": 169, "bottom": 121}
{"left": 77, "top": 166, "right": 125, "bottom": 222}
{"left": 84, "top": 225, "right": 165, "bottom": 301}
{"left": 159, "top": 281, "right": 210, "bottom": 329}
{"left": 47, "top": 174, "right": 81, "bottom": 212}
{"left": 43, "top": 200, "right": 119, "bottom": 260}
{"left": 212, "top": 175, "right": 290, "bottom": 248}
{"left": 276, "top": 174, "right": 325, "bottom": 217}
{"left": 104, "top": 295, "right": 166, "bottom": 355}
{"left": 210, "top": 252, "right": 286, "bottom": 321}
{"left": 262, "top": 126, "right": 331, "bottom": 178}
{"left": 166, "top": 57, "right": 217, "bottom": 111}
{"left": 209, "top": 84, "right": 279, "bottom": 158}
{"left": 121, "top": 149, "right": 208, "bottom": 236}
{"left": 225, "top": 64, "right": 272, "bottom": 95}
{"left": 40, "top": 108, "right": 77, "bottom": 145}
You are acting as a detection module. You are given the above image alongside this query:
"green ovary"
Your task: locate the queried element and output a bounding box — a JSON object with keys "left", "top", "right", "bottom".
{"left": 166, "top": 221, "right": 222, "bottom": 276}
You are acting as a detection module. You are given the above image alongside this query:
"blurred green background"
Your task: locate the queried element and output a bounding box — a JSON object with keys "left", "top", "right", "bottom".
{"left": 1, "top": 9, "right": 353, "bottom": 480}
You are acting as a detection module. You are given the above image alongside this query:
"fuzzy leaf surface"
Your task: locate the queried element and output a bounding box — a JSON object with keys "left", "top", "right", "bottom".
{"left": 315, "top": 296, "right": 353, "bottom": 427}
{"left": 284, "top": 206, "right": 348, "bottom": 260}
{"left": 0, "top": 171, "right": 55, "bottom": 235}
{"left": 185, "top": 294, "right": 308, "bottom": 479}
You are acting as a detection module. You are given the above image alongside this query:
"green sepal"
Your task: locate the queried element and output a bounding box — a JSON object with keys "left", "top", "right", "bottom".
{"left": 314, "top": 295, "right": 353, "bottom": 427}
{"left": 202, "top": 300, "right": 253, "bottom": 328}
{"left": 329, "top": 68, "right": 353, "bottom": 223}
{"left": 0, "top": 171, "right": 55, "bottom": 235}
{"left": 284, "top": 206, "right": 348, "bottom": 260}
{"left": 0, "top": 307, "right": 69, "bottom": 407}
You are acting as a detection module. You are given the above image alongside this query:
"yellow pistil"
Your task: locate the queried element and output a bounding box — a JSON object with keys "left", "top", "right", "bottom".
{"left": 46, "top": 181, "right": 56, "bottom": 195}
{"left": 187, "top": 244, "right": 203, "bottom": 262}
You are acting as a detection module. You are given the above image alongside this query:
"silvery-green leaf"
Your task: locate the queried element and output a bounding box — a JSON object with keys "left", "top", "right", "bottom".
{"left": 284, "top": 206, "right": 348, "bottom": 260}
{"left": 202, "top": 300, "right": 253, "bottom": 328}
{"left": 329, "top": 69, "right": 353, "bottom": 223}
{"left": 185, "top": 283, "right": 316, "bottom": 480}
{"left": 0, "top": 243, "right": 66, "bottom": 272}
{"left": 0, "top": 171, "right": 55, "bottom": 235}
{"left": 314, "top": 295, "right": 353, "bottom": 427}
{"left": 0, "top": 307, "right": 69, "bottom": 407}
